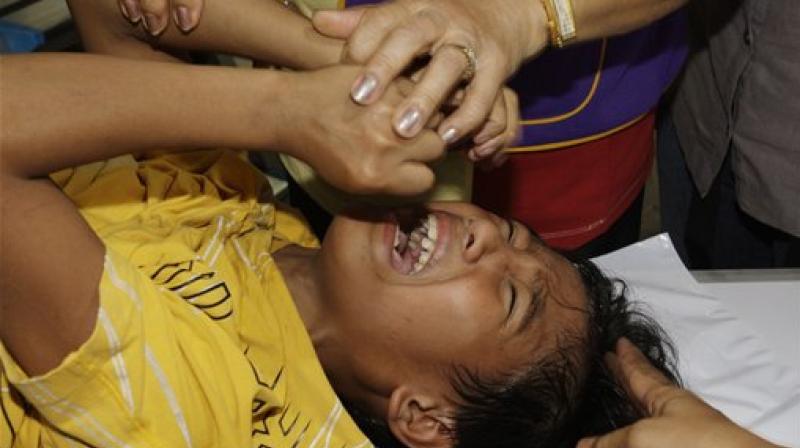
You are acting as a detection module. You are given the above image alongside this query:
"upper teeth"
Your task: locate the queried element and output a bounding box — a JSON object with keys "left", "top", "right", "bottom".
{"left": 412, "top": 214, "right": 438, "bottom": 274}
{"left": 394, "top": 213, "right": 439, "bottom": 275}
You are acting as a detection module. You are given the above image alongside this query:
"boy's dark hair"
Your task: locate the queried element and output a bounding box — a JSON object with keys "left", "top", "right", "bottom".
{"left": 346, "top": 258, "right": 679, "bottom": 448}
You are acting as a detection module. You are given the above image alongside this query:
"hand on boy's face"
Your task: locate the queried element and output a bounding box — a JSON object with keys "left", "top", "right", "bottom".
{"left": 279, "top": 65, "right": 447, "bottom": 197}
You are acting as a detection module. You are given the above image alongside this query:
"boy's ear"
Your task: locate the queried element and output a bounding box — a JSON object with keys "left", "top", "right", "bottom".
{"left": 385, "top": 385, "right": 456, "bottom": 448}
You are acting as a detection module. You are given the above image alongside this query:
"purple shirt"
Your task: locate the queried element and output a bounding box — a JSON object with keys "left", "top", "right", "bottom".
{"left": 344, "top": 1, "right": 688, "bottom": 148}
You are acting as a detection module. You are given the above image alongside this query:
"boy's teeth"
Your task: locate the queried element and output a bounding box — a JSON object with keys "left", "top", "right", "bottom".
{"left": 394, "top": 228, "right": 401, "bottom": 248}
{"left": 398, "top": 213, "right": 441, "bottom": 275}
{"left": 419, "top": 251, "right": 431, "bottom": 265}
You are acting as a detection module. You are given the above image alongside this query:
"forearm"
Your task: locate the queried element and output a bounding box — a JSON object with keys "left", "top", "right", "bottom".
{"left": 1, "top": 53, "right": 291, "bottom": 178}
{"left": 153, "top": 0, "right": 342, "bottom": 69}
{"left": 574, "top": 0, "right": 687, "bottom": 41}
{"left": 70, "top": 0, "right": 343, "bottom": 69}
{"left": 521, "top": 0, "right": 687, "bottom": 58}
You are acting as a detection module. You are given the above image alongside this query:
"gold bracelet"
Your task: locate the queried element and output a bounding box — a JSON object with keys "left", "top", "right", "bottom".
{"left": 540, "top": 0, "right": 576, "bottom": 48}
{"left": 540, "top": 0, "right": 561, "bottom": 47}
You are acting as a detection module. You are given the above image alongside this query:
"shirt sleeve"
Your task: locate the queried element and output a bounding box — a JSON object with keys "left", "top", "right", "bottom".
{"left": 0, "top": 249, "right": 256, "bottom": 448}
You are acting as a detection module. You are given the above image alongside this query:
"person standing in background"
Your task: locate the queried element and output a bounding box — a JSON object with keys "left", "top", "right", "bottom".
{"left": 299, "top": 0, "right": 688, "bottom": 257}
{"left": 659, "top": 0, "right": 800, "bottom": 269}
{"left": 472, "top": 11, "right": 686, "bottom": 257}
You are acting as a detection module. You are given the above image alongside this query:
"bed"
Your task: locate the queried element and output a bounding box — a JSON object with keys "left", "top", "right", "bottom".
{"left": 594, "top": 235, "right": 800, "bottom": 447}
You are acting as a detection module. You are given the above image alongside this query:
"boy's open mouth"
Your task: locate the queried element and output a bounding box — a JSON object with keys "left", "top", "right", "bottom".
{"left": 389, "top": 209, "right": 446, "bottom": 275}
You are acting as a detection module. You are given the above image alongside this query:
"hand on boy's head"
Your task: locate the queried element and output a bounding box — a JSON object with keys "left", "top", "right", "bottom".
{"left": 118, "top": 0, "right": 204, "bottom": 35}
{"left": 278, "top": 65, "right": 446, "bottom": 196}
{"left": 576, "top": 338, "right": 778, "bottom": 448}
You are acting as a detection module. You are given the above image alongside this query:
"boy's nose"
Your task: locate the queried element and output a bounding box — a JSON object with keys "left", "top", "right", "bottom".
{"left": 462, "top": 217, "right": 505, "bottom": 264}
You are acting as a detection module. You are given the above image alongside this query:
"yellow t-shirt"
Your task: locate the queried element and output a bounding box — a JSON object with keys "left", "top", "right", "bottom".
{"left": 0, "top": 150, "right": 371, "bottom": 448}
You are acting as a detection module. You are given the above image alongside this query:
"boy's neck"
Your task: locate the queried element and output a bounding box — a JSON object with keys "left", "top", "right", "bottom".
{"left": 272, "top": 244, "right": 334, "bottom": 350}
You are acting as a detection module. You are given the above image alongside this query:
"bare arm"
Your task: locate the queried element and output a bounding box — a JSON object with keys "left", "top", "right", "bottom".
{"left": 0, "top": 54, "right": 291, "bottom": 375}
{"left": 572, "top": 0, "right": 687, "bottom": 43}
{"left": 0, "top": 53, "right": 443, "bottom": 375}
{"left": 67, "top": 0, "right": 343, "bottom": 69}
{"left": 2, "top": 55, "right": 294, "bottom": 177}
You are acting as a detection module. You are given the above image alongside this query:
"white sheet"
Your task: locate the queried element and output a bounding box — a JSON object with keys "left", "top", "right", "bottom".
{"left": 594, "top": 235, "right": 800, "bottom": 447}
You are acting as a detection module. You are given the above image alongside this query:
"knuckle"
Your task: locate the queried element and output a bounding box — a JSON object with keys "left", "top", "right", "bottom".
{"left": 347, "top": 46, "right": 369, "bottom": 64}
{"left": 486, "top": 122, "right": 506, "bottom": 137}
{"left": 413, "top": 89, "right": 440, "bottom": 112}
{"left": 412, "top": 9, "right": 445, "bottom": 39}
{"left": 643, "top": 384, "right": 678, "bottom": 415}
{"left": 356, "top": 162, "right": 386, "bottom": 193}
{"left": 391, "top": 24, "right": 419, "bottom": 43}
{"left": 459, "top": 108, "right": 489, "bottom": 131}
{"left": 370, "top": 51, "right": 402, "bottom": 78}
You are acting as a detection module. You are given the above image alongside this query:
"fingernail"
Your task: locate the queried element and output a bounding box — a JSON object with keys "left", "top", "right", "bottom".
{"left": 441, "top": 127, "right": 459, "bottom": 144}
{"left": 122, "top": 0, "right": 141, "bottom": 22}
{"left": 143, "top": 13, "right": 165, "bottom": 35}
{"left": 351, "top": 73, "right": 378, "bottom": 104}
{"left": 476, "top": 141, "right": 500, "bottom": 157}
{"left": 395, "top": 106, "right": 422, "bottom": 136}
{"left": 174, "top": 6, "right": 194, "bottom": 32}
{"left": 142, "top": 13, "right": 153, "bottom": 32}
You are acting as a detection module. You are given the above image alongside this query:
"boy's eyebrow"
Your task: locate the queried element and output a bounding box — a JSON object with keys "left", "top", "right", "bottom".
{"left": 516, "top": 274, "right": 546, "bottom": 335}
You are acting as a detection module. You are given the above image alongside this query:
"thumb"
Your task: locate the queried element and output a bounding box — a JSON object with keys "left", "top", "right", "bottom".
{"left": 312, "top": 8, "right": 366, "bottom": 39}
{"left": 576, "top": 425, "right": 634, "bottom": 448}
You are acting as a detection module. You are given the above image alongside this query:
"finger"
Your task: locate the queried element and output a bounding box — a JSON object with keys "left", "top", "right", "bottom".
{"left": 405, "top": 130, "right": 447, "bottom": 164}
{"left": 139, "top": 0, "right": 170, "bottom": 35}
{"left": 473, "top": 90, "right": 508, "bottom": 146}
{"left": 443, "top": 88, "right": 466, "bottom": 109}
{"left": 605, "top": 351, "right": 647, "bottom": 417}
{"left": 426, "top": 111, "right": 445, "bottom": 130}
{"left": 171, "top": 0, "right": 203, "bottom": 33}
{"left": 502, "top": 88, "right": 521, "bottom": 147}
{"left": 393, "top": 45, "right": 469, "bottom": 138}
{"left": 438, "top": 59, "right": 506, "bottom": 145}
{"left": 346, "top": 3, "right": 407, "bottom": 64}
{"left": 468, "top": 135, "right": 504, "bottom": 162}
{"left": 576, "top": 426, "right": 635, "bottom": 448}
{"left": 388, "top": 163, "right": 436, "bottom": 196}
{"left": 351, "top": 10, "right": 443, "bottom": 105}
{"left": 312, "top": 8, "right": 367, "bottom": 40}
{"left": 614, "top": 338, "right": 679, "bottom": 416}
{"left": 490, "top": 149, "right": 509, "bottom": 168}
{"left": 119, "top": 0, "right": 143, "bottom": 23}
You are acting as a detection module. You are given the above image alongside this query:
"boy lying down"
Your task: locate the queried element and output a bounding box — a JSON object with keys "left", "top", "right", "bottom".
{"left": 0, "top": 53, "right": 677, "bottom": 448}
{"left": 1, "top": 3, "right": 676, "bottom": 447}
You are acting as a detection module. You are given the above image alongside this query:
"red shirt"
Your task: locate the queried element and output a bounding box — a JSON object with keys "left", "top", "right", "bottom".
{"left": 473, "top": 112, "right": 655, "bottom": 251}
